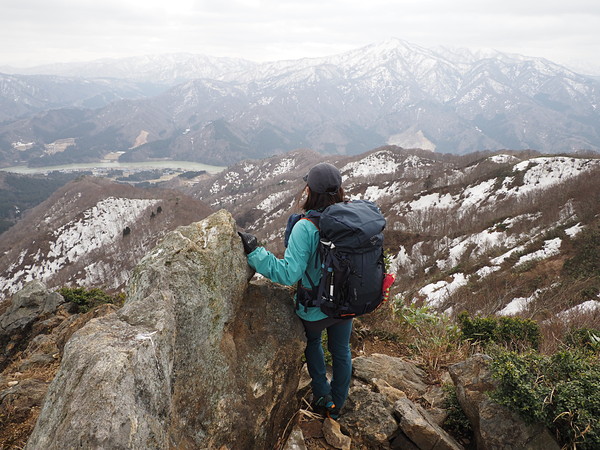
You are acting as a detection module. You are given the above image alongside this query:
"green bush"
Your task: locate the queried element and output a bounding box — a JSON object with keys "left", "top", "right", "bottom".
{"left": 490, "top": 349, "right": 600, "bottom": 449}
{"left": 57, "top": 287, "right": 125, "bottom": 313}
{"left": 458, "top": 312, "right": 541, "bottom": 351}
{"left": 442, "top": 384, "right": 473, "bottom": 443}
{"left": 565, "top": 328, "right": 600, "bottom": 353}
{"left": 391, "top": 302, "right": 463, "bottom": 377}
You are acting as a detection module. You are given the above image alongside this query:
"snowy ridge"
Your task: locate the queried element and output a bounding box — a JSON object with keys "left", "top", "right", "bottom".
{"left": 0, "top": 197, "right": 158, "bottom": 296}
{"left": 342, "top": 150, "right": 401, "bottom": 177}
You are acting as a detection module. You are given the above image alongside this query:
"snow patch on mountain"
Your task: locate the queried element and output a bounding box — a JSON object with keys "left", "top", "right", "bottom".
{"left": 488, "top": 154, "right": 520, "bottom": 164}
{"left": 417, "top": 273, "right": 468, "bottom": 307}
{"left": 436, "top": 228, "right": 515, "bottom": 271}
{"left": 565, "top": 223, "right": 583, "bottom": 237}
{"left": 395, "top": 156, "right": 600, "bottom": 217}
{"left": 509, "top": 157, "right": 599, "bottom": 197}
{"left": 498, "top": 294, "right": 537, "bottom": 316}
{"left": 257, "top": 191, "right": 290, "bottom": 212}
{"left": 271, "top": 158, "right": 296, "bottom": 176}
{"left": 0, "top": 197, "right": 158, "bottom": 295}
{"left": 363, "top": 181, "right": 407, "bottom": 202}
{"left": 558, "top": 300, "right": 600, "bottom": 319}
{"left": 342, "top": 151, "right": 399, "bottom": 177}
{"left": 515, "top": 238, "right": 562, "bottom": 267}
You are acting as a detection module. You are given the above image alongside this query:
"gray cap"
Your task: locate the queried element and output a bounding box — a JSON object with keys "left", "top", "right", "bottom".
{"left": 303, "top": 163, "right": 342, "bottom": 194}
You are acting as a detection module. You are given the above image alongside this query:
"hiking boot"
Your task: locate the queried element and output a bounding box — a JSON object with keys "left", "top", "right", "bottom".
{"left": 328, "top": 406, "right": 341, "bottom": 420}
{"left": 313, "top": 394, "right": 336, "bottom": 416}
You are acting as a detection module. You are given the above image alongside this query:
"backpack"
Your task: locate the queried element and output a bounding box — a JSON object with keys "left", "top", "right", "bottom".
{"left": 285, "top": 200, "right": 394, "bottom": 319}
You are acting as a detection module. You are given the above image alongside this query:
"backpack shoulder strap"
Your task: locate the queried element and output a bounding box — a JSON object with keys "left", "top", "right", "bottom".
{"left": 302, "top": 210, "right": 321, "bottom": 230}
{"left": 284, "top": 213, "right": 304, "bottom": 247}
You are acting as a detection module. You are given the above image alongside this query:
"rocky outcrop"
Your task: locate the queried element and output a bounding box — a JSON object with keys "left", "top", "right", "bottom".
{"left": 352, "top": 353, "right": 429, "bottom": 398}
{"left": 449, "top": 354, "right": 560, "bottom": 450}
{"left": 394, "top": 396, "right": 463, "bottom": 450}
{"left": 26, "top": 210, "right": 306, "bottom": 449}
{"left": 339, "top": 354, "right": 464, "bottom": 450}
{"left": 0, "top": 284, "right": 118, "bottom": 448}
{"left": 0, "top": 281, "right": 65, "bottom": 371}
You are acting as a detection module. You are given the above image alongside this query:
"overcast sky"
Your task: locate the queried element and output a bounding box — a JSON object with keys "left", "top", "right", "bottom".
{"left": 2, "top": 0, "right": 599, "bottom": 74}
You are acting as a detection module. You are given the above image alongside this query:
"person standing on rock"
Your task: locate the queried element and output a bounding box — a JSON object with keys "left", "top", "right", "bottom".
{"left": 238, "top": 163, "right": 351, "bottom": 420}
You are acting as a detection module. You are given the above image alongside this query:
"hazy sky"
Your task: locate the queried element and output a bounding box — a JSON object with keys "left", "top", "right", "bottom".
{"left": 2, "top": 0, "right": 599, "bottom": 73}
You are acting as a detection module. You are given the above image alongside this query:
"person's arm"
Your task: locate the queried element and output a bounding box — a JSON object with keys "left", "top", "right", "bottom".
{"left": 247, "top": 220, "right": 317, "bottom": 286}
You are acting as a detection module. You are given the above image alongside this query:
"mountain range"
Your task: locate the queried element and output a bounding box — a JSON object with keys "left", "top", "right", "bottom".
{"left": 2, "top": 146, "right": 599, "bottom": 331}
{"left": 1, "top": 38, "right": 599, "bottom": 168}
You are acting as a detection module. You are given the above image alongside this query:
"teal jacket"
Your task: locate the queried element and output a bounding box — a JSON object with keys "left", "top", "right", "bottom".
{"left": 247, "top": 214, "right": 328, "bottom": 321}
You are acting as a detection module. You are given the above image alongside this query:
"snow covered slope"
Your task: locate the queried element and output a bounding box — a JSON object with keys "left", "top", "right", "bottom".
{"left": 188, "top": 146, "right": 600, "bottom": 323}
{"left": 0, "top": 177, "right": 212, "bottom": 300}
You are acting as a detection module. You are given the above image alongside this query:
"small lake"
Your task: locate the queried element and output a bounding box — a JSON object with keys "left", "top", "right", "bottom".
{"left": 0, "top": 161, "right": 226, "bottom": 175}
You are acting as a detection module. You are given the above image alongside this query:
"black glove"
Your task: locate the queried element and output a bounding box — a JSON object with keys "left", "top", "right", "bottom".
{"left": 238, "top": 232, "right": 258, "bottom": 254}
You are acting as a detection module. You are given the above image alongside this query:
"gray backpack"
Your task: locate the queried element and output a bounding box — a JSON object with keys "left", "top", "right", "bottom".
{"left": 295, "top": 200, "right": 387, "bottom": 318}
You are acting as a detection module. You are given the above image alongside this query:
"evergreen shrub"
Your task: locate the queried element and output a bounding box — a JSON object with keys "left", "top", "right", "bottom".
{"left": 57, "top": 287, "right": 125, "bottom": 313}
{"left": 458, "top": 312, "right": 541, "bottom": 350}
{"left": 490, "top": 349, "right": 600, "bottom": 449}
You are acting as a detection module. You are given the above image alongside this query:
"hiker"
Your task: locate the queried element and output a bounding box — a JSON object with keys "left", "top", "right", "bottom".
{"left": 238, "top": 162, "right": 351, "bottom": 419}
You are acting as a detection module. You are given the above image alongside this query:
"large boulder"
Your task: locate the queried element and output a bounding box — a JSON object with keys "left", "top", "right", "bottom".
{"left": 393, "top": 397, "right": 463, "bottom": 450}
{"left": 26, "top": 209, "right": 306, "bottom": 449}
{"left": 0, "top": 280, "right": 65, "bottom": 370}
{"left": 449, "top": 354, "right": 560, "bottom": 450}
{"left": 352, "top": 353, "right": 428, "bottom": 398}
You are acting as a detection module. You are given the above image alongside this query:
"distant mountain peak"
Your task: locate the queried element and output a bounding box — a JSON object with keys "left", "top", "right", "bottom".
{"left": 1, "top": 39, "right": 599, "bottom": 168}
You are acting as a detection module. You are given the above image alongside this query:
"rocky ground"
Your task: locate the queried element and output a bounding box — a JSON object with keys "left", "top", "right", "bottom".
{"left": 1, "top": 283, "right": 559, "bottom": 450}
{"left": 0, "top": 283, "right": 462, "bottom": 450}
{"left": 0, "top": 282, "right": 119, "bottom": 448}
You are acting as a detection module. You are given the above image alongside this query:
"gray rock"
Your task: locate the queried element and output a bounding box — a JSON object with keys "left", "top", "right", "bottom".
{"left": 0, "top": 280, "right": 64, "bottom": 336}
{"left": 339, "top": 385, "right": 399, "bottom": 447}
{"left": 449, "top": 354, "right": 560, "bottom": 450}
{"left": 353, "top": 353, "right": 428, "bottom": 398}
{"left": 394, "top": 396, "right": 464, "bottom": 450}
{"left": 323, "top": 417, "right": 352, "bottom": 450}
{"left": 390, "top": 431, "right": 421, "bottom": 450}
{"left": 0, "top": 281, "right": 65, "bottom": 371}
{"left": 284, "top": 425, "right": 308, "bottom": 450}
{"left": 26, "top": 210, "right": 306, "bottom": 449}
{"left": 17, "top": 353, "right": 57, "bottom": 372}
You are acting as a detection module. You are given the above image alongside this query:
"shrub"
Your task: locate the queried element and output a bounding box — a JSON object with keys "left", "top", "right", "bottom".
{"left": 490, "top": 349, "right": 600, "bottom": 449}
{"left": 442, "top": 384, "right": 473, "bottom": 443}
{"left": 565, "top": 328, "right": 600, "bottom": 353}
{"left": 392, "top": 302, "right": 465, "bottom": 377}
{"left": 57, "top": 287, "right": 125, "bottom": 313}
{"left": 458, "top": 312, "right": 541, "bottom": 351}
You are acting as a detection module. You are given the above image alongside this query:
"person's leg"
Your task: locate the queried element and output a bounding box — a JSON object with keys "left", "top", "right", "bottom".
{"left": 302, "top": 319, "right": 330, "bottom": 400}
{"left": 326, "top": 318, "right": 353, "bottom": 413}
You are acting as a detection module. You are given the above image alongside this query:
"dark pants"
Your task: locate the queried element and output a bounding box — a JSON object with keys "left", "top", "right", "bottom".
{"left": 302, "top": 317, "right": 353, "bottom": 410}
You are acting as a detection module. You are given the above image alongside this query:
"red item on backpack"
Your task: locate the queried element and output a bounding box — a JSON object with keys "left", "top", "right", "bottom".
{"left": 382, "top": 273, "right": 396, "bottom": 303}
